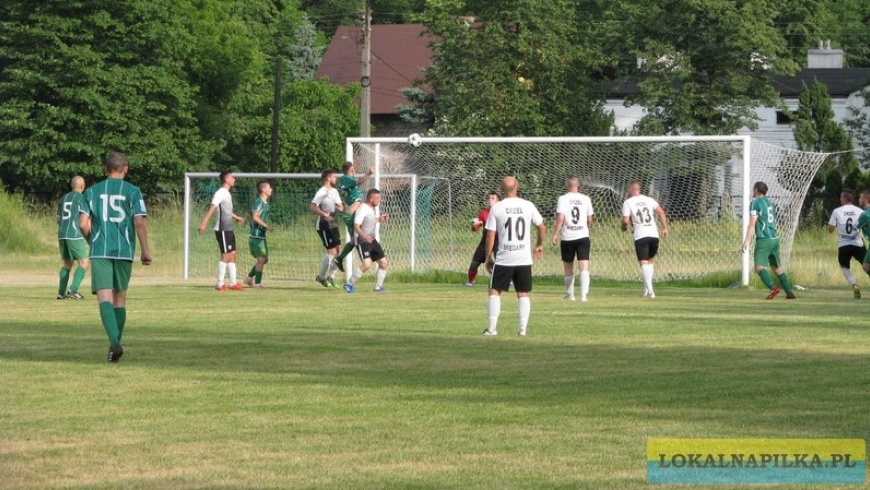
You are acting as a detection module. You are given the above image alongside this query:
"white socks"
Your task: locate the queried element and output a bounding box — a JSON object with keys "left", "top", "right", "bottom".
{"left": 486, "top": 295, "right": 501, "bottom": 333}
{"left": 518, "top": 296, "right": 530, "bottom": 335}
{"left": 842, "top": 267, "right": 856, "bottom": 286}
{"left": 579, "top": 271, "right": 590, "bottom": 300}
{"left": 217, "top": 261, "right": 228, "bottom": 286}
{"left": 227, "top": 262, "right": 237, "bottom": 285}
{"left": 375, "top": 267, "right": 387, "bottom": 288}
{"left": 642, "top": 263, "right": 654, "bottom": 295}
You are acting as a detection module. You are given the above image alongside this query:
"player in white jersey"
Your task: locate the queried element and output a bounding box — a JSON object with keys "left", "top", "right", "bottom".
{"left": 483, "top": 176, "right": 545, "bottom": 337}
{"left": 551, "top": 175, "right": 594, "bottom": 301}
{"left": 826, "top": 189, "right": 866, "bottom": 298}
{"left": 198, "top": 170, "right": 246, "bottom": 291}
{"left": 621, "top": 179, "right": 669, "bottom": 298}
{"left": 310, "top": 169, "right": 343, "bottom": 288}
{"left": 344, "top": 188, "right": 389, "bottom": 293}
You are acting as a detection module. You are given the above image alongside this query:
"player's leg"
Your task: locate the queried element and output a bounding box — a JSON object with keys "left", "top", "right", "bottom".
{"left": 753, "top": 239, "right": 777, "bottom": 296}
{"left": 578, "top": 237, "right": 591, "bottom": 301}
{"left": 838, "top": 246, "right": 859, "bottom": 297}
{"left": 92, "top": 259, "right": 122, "bottom": 361}
{"left": 635, "top": 238, "right": 655, "bottom": 297}
{"left": 467, "top": 238, "right": 487, "bottom": 286}
{"left": 513, "top": 265, "right": 533, "bottom": 336}
{"left": 484, "top": 265, "right": 512, "bottom": 335}
{"left": 850, "top": 246, "right": 865, "bottom": 298}
{"left": 347, "top": 242, "right": 373, "bottom": 291}
{"left": 58, "top": 242, "right": 73, "bottom": 298}
{"left": 67, "top": 239, "right": 89, "bottom": 297}
{"left": 561, "top": 240, "right": 576, "bottom": 300}
{"left": 215, "top": 231, "right": 229, "bottom": 289}
{"left": 223, "top": 231, "right": 240, "bottom": 288}
{"left": 371, "top": 244, "right": 388, "bottom": 291}
{"left": 769, "top": 241, "right": 794, "bottom": 298}
{"left": 336, "top": 205, "right": 360, "bottom": 265}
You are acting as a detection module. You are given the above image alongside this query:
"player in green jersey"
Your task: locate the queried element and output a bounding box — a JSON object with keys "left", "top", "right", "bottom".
{"left": 244, "top": 181, "right": 274, "bottom": 288}
{"left": 334, "top": 161, "right": 374, "bottom": 272}
{"left": 854, "top": 189, "right": 870, "bottom": 279}
{"left": 56, "top": 176, "right": 90, "bottom": 300}
{"left": 80, "top": 152, "right": 152, "bottom": 363}
{"left": 741, "top": 181, "right": 795, "bottom": 300}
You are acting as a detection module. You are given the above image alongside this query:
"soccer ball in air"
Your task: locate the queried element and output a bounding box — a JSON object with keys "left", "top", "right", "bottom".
{"left": 408, "top": 133, "right": 422, "bottom": 147}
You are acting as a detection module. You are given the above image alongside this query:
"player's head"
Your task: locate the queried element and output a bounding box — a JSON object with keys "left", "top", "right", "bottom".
{"left": 321, "top": 168, "right": 336, "bottom": 184}
{"left": 219, "top": 170, "right": 235, "bottom": 188}
{"left": 753, "top": 181, "right": 768, "bottom": 196}
{"left": 70, "top": 175, "right": 85, "bottom": 192}
{"left": 486, "top": 191, "right": 499, "bottom": 207}
{"left": 841, "top": 189, "right": 855, "bottom": 205}
{"left": 627, "top": 179, "right": 641, "bottom": 196}
{"left": 105, "top": 152, "right": 129, "bottom": 176}
{"left": 343, "top": 161, "right": 354, "bottom": 174}
{"left": 501, "top": 176, "right": 519, "bottom": 197}
{"left": 566, "top": 175, "right": 580, "bottom": 192}
{"left": 257, "top": 180, "right": 272, "bottom": 197}
{"left": 366, "top": 188, "right": 381, "bottom": 206}
{"left": 860, "top": 190, "right": 870, "bottom": 208}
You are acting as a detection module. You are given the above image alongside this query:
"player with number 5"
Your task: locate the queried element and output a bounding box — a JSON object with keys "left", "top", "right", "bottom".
{"left": 622, "top": 179, "right": 669, "bottom": 299}
{"left": 482, "top": 176, "right": 545, "bottom": 337}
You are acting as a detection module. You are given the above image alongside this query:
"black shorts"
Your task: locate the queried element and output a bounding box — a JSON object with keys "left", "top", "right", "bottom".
{"left": 560, "top": 237, "right": 591, "bottom": 262}
{"left": 357, "top": 239, "right": 386, "bottom": 262}
{"left": 215, "top": 230, "right": 237, "bottom": 254}
{"left": 490, "top": 264, "right": 533, "bottom": 293}
{"left": 838, "top": 244, "right": 867, "bottom": 268}
{"left": 634, "top": 237, "right": 659, "bottom": 261}
{"left": 318, "top": 226, "right": 341, "bottom": 249}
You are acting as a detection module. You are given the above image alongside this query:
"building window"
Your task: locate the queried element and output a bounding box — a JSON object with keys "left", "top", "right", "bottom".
{"left": 775, "top": 111, "right": 792, "bottom": 125}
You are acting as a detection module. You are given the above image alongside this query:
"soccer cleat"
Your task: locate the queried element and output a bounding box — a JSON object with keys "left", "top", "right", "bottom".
{"left": 215, "top": 284, "right": 227, "bottom": 292}
{"left": 374, "top": 286, "right": 386, "bottom": 293}
{"left": 766, "top": 286, "right": 781, "bottom": 300}
{"left": 580, "top": 296, "right": 588, "bottom": 302}
{"left": 463, "top": 282, "right": 474, "bottom": 287}
{"left": 853, "top": 284, "right": 861, "bottom": 299}
{"left": 563, "top": 294, "right": 575, "bottom": 301}
{"left": 56, "top": 295, "right": 66, "bottom": 300}
{"left": 482, "top": 329, "right": 497, "bottom": 336}
{"left": 343, "top": 283, "right": 355, "bottom": 294}
{"left": 333, "top": 257, "right": 345, "bottom": 273}
{"left": 244, "top": 276, "right": 253, "bottom": 286}
{"left": 251, "top": 284, "right": 264, "bottom": 289}
{"left": 517, "top": 331, "right": 527, "bottom": 337}
{"left": 227, "top": 283, "right": 244, "bottom": 291}
{"left": 107, "top": 344, "right": 124, "bottom": 363}
{"left": 316, "top": 275, "right": 329, "bottom": 288}
{"left": 66, "top": 290, "right": 84, "bottom": 300}
{"left": 786, "top": 292, "right": 797, "bottom": 299}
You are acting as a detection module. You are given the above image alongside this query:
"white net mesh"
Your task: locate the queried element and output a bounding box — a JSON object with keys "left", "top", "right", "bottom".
{"left": 347, "top": 137, "right": 828, "bottom": 283}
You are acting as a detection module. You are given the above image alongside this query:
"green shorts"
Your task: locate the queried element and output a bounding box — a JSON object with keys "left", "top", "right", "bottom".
{"left": 91, "top": 258, "right": 132, "bottom": 293}
{"left": 59, "top": 239, "right": 88, "bottom": 261}
{"left": 339, "top": 211, "right": 355, "bottom": 234}
{"left": 249, "top": 237, "right": 268, "bottom": 258}
{"left": 754, "top": 238, "right": 782, "bottom": 268}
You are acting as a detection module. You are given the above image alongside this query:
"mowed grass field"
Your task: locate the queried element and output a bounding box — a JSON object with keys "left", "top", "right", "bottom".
{"left": 2, "top": 273, "right": 869, "bottom": 489}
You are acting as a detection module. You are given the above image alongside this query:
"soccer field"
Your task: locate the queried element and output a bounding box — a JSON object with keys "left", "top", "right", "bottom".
{"left": 1, "top": 279, "right": 868, "bottom": 489}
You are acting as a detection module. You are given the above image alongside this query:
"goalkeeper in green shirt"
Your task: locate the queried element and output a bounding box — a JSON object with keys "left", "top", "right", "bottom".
{"left": 334, "top": 161, "right": 374, "bottom": 272}
{"left": 741, "top": 181, "right": 795, "bottom": 300}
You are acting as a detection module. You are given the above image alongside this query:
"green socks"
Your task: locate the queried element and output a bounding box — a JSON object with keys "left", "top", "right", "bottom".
{"left": 337, "top": 242, "right": 355, "bottom": 262}
{"left": 114, "top": 307, "right": 127, "bottom": 342}
{"left": 58, "top": 267, "right": 70, "bottom": 296}
{"left": 777, "top": 273, "right": 793, "bottom": 294}
{"left": 99, "top": 301, "right": 120, "bottom": 347}
{"left": 70, "top": 266, "right": 86, "bottom": 293}
{"left": 757, "top": 270, "right": 775, "bottom": 289}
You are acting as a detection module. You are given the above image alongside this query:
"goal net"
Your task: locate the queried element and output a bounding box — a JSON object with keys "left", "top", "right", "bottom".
{"left": 347, "top": 136, "right": 828, "bottom": 285}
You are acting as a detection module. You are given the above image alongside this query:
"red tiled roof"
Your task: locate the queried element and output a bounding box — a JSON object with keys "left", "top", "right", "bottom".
{"left": 315, "top": 24, "right": 434, "bottom": 115}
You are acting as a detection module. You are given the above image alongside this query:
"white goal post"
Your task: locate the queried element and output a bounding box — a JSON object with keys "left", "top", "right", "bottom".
{"left": 347, "top": 135, "right": 828, "bottom": 286}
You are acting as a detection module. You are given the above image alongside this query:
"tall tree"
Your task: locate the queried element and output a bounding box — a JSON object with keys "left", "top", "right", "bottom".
{"left": 415, "top": 0, "right": 612, "bottom": 137}
{"left": 609, "top": 0, "right": 803, "bottom": 135}
{"left": 0, "top": 0, "right": 211, "bottom": 196}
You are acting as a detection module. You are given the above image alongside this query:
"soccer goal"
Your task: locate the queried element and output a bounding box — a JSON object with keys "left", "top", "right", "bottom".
{"left": 182, "top": 172, "right": 451, "bottom": 281}
{"left": 347, "top": 135, "right": 828, "bottom": 285}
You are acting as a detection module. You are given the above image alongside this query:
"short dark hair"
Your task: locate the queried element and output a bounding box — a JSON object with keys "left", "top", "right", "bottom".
{"left": 487, "top": 191, "right": 499, "bottom": 199}
{"left": 753, "top": 181, "right": 768, "bottom": 195}
{"left": 257, "top": 180, "right": 270, "bottom": 193}
{"left": 105, "top": 152, "right": 128, "bottom": 172}
{"left": 219, "top": 170, "right": 233, "bottom": 183}
{"left": 842, "top": 188, "right": 855, "bottom": 203}
{"left": 342, "top": 161, "right": 353, "bottom": 173}
{"left": 321, "top": 169, "right": 335, "bottom": 180}
{"left": 366, "top": 188, "right": 380, "bottom": 200}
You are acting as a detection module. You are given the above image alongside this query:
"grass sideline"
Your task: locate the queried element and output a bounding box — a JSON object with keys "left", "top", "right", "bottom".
{"left": 2, "top": 279, "right": 869, "bottom": 489}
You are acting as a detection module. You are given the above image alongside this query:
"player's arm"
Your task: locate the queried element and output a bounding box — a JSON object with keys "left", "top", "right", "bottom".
{"left": 621, "top": 214, "right": 630, "bottom": 232}
{"left": 534, "top": 222, "right": 546, "bottom": 260}
{"left": 357, "top": 167, "right": 374, "bottom": 185}
{"left": 252, "top": 210, "right": 274, "bottom": 232}
{"left": 742, "top": 216, "right": 758, "bottom": 252}
{"left": 198, "top": 204, "right": 216, "bottom": 235}
{"left": 135, "top": 215, "right": 152, "bottom": 265}
{"left": 655, "top": 206, "right": 669, "bottom": 239}
{"left": 484, "top": 229, "right": 496, "bottom": 270}
{"left": 551, "top": 213, "right": 565, "bottom": 245}
{"left": 79, "top": 211, "right": 91, "bottom": 241}
{"left": 308, "top": 201, "right": 334, "bottom": 223}
{"left": 354, "top": 222, "right": 372, "bottom": 243}
{"left": 232, "top": 213, "right": 246, "bottom": 225}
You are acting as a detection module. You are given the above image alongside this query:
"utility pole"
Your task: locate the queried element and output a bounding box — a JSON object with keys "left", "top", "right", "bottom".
{"left": 360, "top": 1, "right": 372, "bottom": 137}
{"left": 270, "top": 56, "right": 281, "bottom": 173}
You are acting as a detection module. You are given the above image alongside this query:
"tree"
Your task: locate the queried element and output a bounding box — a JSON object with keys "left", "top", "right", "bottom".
{"left": 844, "top": 88, "right": 870, "bottom": 170}
{"left": 0, "top": 0, "right": 212, "bottom": 197}
{"left": 301, "top": 0, "right": 426, "bottom": 37}
{"left": 608, "top": 0, "right": 808, "bottom": 136}
{"left": 414, "top": 0, "right": 612, "bottom": 137}
{"left": 790, "top": 80, "right": 858, "bottom": 221}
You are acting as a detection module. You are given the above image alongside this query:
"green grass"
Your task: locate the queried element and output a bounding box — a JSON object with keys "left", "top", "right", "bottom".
{"left": 2, "top": 280, "right": 868, "bottom": 489}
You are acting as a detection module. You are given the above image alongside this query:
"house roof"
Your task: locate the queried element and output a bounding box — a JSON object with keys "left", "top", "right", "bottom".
{"left": 315, "top": 24, "right": 434, "bottom": 115}
{"left": 607, "top": 68, "right": 870, "bottom": 99}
